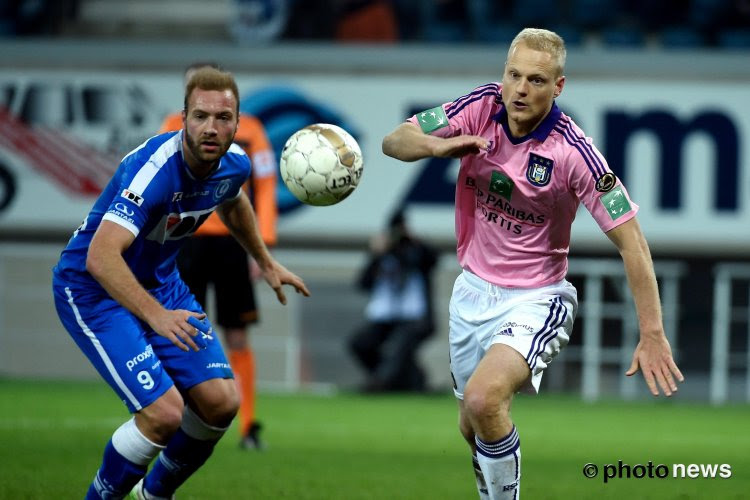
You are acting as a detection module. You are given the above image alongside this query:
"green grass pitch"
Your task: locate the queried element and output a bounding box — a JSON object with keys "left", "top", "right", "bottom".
{"left": 0, "top": 379, "right": 748, "bottom": 499}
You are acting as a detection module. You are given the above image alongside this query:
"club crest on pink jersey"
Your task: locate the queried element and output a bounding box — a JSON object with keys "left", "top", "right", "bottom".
{"left": 526, "top": 153, "right": 554, "bottom": 187}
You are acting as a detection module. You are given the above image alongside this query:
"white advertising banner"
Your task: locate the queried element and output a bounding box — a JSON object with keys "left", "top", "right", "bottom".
{"left": 0, "top": 70, "right": 747, "bottom": 254}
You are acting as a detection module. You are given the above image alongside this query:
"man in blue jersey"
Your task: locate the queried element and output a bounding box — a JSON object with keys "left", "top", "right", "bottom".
{"left": 52, "top": 67, "right": 310, "bottom": 499}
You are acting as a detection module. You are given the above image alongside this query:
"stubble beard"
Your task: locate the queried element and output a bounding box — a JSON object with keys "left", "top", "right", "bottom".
{"left": 185, "top": 129, "right": 225, "bottom": 170}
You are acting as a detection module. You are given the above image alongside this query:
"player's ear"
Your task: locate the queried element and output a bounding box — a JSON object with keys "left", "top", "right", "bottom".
{"left": 554, "top": 75, "right": 565, "bottom": 98}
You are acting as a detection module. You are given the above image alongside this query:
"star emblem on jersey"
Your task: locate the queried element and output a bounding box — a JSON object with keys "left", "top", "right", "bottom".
{"left": 526, "top": 153, "right": 554, "bottom": 187}
{"left": 600, "top": 186, "right": 631, "bottom": 220}
{"left": 417, "top": 106, "right": 449, "bottom": 133}
{"left": 489, "top": 171, "right": 514, "bottom": 200}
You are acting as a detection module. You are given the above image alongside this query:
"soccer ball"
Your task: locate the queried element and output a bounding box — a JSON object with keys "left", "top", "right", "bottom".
{"left": 279, "top": 124, "right": 364, "bottom": 206}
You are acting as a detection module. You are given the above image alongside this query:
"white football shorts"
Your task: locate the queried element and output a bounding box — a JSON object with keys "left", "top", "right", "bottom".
{"left": 449, "top": 269, "right": 578, "bottom": 398}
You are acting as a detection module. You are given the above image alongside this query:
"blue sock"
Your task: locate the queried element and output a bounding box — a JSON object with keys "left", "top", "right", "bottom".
{"left": 85, "top": 439, "right": 147, "bottom": 499}
{"left": 143, "top": 428, "right": 218, "bottom": 497}
{"left": 142, "top": 407, "right": 228, "bottom": 497}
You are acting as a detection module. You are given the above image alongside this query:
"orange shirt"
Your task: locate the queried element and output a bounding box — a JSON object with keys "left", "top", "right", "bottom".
{"left": 159, "top": 113, "right": 277, "bottom": 245}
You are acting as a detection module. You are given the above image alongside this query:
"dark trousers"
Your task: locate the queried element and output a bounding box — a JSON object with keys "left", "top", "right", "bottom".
{"left": 348, "top": 319, "right": 433, "bottom": 392}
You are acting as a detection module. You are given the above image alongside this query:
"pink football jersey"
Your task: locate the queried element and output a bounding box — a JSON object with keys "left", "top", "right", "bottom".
{"left": 408, "top": 82, "right": 638, "bottom": 288}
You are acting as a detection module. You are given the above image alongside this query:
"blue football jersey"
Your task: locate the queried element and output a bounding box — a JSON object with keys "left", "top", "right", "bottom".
{"left": 55, "top": 131, "right": 251, "bottom": 289}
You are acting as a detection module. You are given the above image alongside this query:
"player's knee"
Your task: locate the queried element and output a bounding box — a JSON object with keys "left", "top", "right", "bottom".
{"left": 463, "top": 383, "right": 511, "bottom": 422}
{"left": 198, "top": 386, "right": 240, "bottom": 427}
{"left": 137, "top": 401, "right": 184, "bottom": 442}
{"left": 221, "top": 390, "right": 241, "bottom": 421}
{"left": 208, "top": 401, "right": 239, "bottom": 428}
{"left": 463, "top": 386, "right": 493, "bottom": 421}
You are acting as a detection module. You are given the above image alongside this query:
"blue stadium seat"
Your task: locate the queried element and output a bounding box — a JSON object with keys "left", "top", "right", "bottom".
{"left": 550, "top": 24, "right": 584, "bottom": 47}
{"left": 601, "top": 26, "right": 646, "bottom": 47}
{"left": 717, "top": 29, "right": 750, "bottom": 49}
{"left": 421, "top": 23, "right": 468, "bottom": 43}
{"left": 473, "top": 22, "right": 519, "bottom": 44}
{"left": 511, "top": 0, "right": 561, "bottom": 28}
{"left": 688, "top": 0, "right": 731, "bottom": 31}
{"left": 0, "top": 20, "right": 14, "bottom": 36}
{"left": 569, "top": 0, "right": 618, "bottom": 30}
{"left": 418, "top": 0, "right": 470, "bottom": 42}
{"left": 660, "top": 26, "right": 705, "bottom": 48}
{"left": 466, "top": 0, "right": 517, "bottom": 43}
{"left": 467, "top": 0, "right": 582, "bottom": 47}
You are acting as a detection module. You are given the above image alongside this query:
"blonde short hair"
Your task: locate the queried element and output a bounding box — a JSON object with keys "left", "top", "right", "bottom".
{"left": 183, "top": 67, "right": 240, "bottom": 114}
{"left": 508, "top": 28, "right": 566, "bottom": 77}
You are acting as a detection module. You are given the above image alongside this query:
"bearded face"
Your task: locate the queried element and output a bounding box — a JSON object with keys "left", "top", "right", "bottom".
{"left": 182, "top": 88, "right": 239, "bottom": 175}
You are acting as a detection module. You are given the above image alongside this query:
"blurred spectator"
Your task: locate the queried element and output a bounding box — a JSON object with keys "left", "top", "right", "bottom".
{"left": 283, "top": 0, "right": 337, "bottom": 39}
{"left": 1, "top": 0, "right": 78, "bottom": 36}
{"left": 230, "top": 0, "right": 289, "bottom": 43}
{"left": 348, "top": 209, "right": 438, "bottom": 392}
{"left": 335, "top": 0, "right": 398, "bottom": 42}
{"left": 420, "top": 0, "right": 470, "bottom": 42}
{"left": 726, "top": 0, "right": 750, "bottom": 28}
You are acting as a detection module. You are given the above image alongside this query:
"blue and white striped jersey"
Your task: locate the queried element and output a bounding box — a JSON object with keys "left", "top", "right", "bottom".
{"left": 54, "top": 131, "right": 251, "bottom": 289}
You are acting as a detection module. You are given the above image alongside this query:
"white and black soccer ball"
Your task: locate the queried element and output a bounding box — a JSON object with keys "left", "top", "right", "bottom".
{"left": 279, "top": 123, "right": 364, "bottom": 206}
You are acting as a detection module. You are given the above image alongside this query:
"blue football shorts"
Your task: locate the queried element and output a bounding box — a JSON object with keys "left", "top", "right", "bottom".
{"left": 52, "top": 273, "right": 233, "bottom": 413}
{"left": 449, "top": 269, "right": 578, "bottom": 398}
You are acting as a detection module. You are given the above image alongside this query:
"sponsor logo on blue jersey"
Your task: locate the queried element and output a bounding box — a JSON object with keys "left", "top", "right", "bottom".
{"left": 213, "top": 179, "right": 233, "bottom": 202}
{"left": 121, "top": 189, "right": 144, "bottom": 206}
{"left": 126, "top": 344, "right": 154, "bottom": 372}
{"left": 114, "top": 202, "right": 134, "bottom": 216}
{"left": 172, "top": 190, "right": 209, "bottom": 202}
{"left": 108, "top": 202, "right": 136, "bottom": 225}
{"left": 146, "top": 207, "right": 215, "bottom": 243}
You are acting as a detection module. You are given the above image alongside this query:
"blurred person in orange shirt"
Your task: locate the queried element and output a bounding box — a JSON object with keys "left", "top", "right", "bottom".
{"left": 158, "top": 61, "right": 277, "bottom": 450}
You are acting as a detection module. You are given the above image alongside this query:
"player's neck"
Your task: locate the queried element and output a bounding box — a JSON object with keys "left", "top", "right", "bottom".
{"left": 182, "top": 145, "right": 218, "bottom": 179}
{"left": 508, "top": 107, "right": 552, "bottom": 138}
{"left": 186, "top": 161, "right": 217, "bottom": 179}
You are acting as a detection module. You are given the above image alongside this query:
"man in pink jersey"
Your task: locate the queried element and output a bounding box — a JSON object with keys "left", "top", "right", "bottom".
{"left": 383, "top": 28, "right": 684, "bottom": 499}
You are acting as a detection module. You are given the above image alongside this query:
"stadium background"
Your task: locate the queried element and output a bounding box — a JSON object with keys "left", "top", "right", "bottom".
{"left": 0, "top": 1, "right": 749, "bottom": 498}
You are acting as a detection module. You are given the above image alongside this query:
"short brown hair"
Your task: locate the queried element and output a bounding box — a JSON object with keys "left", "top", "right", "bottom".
{"left": 183, "top": 67, "right": 240, "bottom": 114}
{"left": 508, "top": 28, "right": 566, "bottom": 78}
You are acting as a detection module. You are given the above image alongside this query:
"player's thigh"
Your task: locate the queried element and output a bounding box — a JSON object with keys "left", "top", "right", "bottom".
{"left": 449, "top": 273, "right": 577, "bottom": 397}
{"left": 149, "top": 280, "right": 235, "bottom": 391}
{"left": 465, "top": 343, "right": 531, "bottom": 400}
{"left": 53, "top": 284, "right": 174, "bottom": 413}
{"left": 490, "top": 289, "right": 576, "bottom": 393}
{"left": 213, "top": 236, "right": 257, "bottom": 328}
{"left": 448, "top": 274, "right": 485, "bottom": 400}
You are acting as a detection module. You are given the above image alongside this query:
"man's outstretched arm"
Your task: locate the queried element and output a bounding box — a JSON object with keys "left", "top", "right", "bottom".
{"left": 382, "top": 122, "right": 488, "bottom": 162}
{"left": 606, "top": 217, "right": 684, "bottom": 396}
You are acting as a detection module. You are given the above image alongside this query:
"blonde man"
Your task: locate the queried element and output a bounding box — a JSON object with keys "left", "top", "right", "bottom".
{"left": 383, "top": 28, "right": 683, "bottom": 498}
